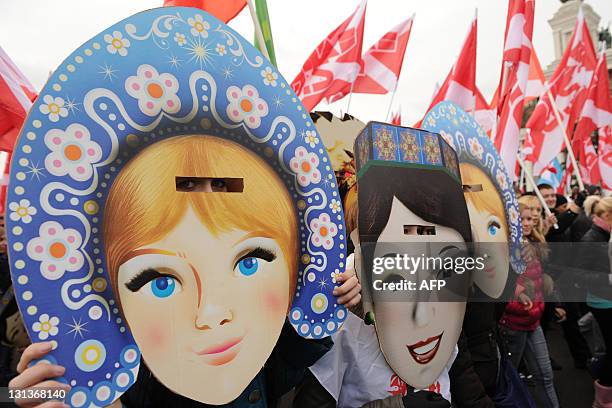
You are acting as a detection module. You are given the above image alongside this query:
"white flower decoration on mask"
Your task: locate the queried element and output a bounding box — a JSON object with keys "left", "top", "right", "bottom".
{"left": 44, "top": 123, "right": 102, "bottom": 182}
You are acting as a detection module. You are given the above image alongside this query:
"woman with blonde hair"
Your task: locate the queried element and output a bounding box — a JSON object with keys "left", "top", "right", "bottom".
{"left": 518, "top": 195, "right": 549, "bottom": 241}
{"left": 570, "top": 195, "right": 600, "bottom": 242}
{"left": 499, "top": 203, "right": 560, "bottom": 408}
{"left": 579, "top": 197, "right": 612, "bottom": 407}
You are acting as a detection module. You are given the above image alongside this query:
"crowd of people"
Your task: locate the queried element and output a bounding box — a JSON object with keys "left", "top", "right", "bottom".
{"left": 508, "top": 184, "right": 612, "bottom": 408}
{"left": 0, "top": 180, "right": 609, "bottom": 408}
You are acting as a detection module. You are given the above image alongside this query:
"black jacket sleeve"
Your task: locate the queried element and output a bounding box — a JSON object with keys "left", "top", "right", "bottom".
{"left": 546, "top": 210, "right": 578, "bottom": 242}
{"left": 266, "top": 320, "right": 333, "bottom": 401}
{"left": 448, "top": 333, "right": 495, "bottom": 408}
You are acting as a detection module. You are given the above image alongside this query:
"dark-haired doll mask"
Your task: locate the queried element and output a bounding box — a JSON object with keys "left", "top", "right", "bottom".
{"left": 372, "top": 197, "right": 468, "bottom": 388}
{"left": 354, "top": 123, "right": 472, "bottom": 389}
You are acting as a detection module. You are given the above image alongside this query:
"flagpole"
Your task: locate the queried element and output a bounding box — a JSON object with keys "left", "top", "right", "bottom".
{"left": 517, "top": 155, "right": 559, "bottom": 229}
{"left": 519, "top": 164, "right": 525, "bottom": 193}
{"left": 545, "top": 87, "right": 585, "bottom": 191}
{"left": 385, "top": 83, "right": 399, "bottom": 122}
{"left": 247, "top": 0, "right": 271, "bottom": 61}
{"left": 345, "top": 67, "right": 359, "bottom": 115}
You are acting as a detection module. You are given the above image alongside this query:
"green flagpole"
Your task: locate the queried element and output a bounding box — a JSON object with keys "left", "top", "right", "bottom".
{"left": 254, "top": 0, "right": 277, "bottom": 67}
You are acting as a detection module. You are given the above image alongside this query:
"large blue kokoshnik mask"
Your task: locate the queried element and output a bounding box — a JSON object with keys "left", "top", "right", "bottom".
{"left": 5, "top": 7, "right": 347, "bottom": 406}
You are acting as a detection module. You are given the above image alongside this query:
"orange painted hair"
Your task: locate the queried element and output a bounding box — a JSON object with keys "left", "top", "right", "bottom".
{"left": 460, "top": 163, "right": 509, "bottom": 236}
{"left": 103, "top": 135, "right": 297, "bottom": 298}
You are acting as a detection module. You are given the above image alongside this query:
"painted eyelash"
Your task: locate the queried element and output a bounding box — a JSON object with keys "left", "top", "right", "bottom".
{"left": 489, "top": 220, "right": 502, "bottom": 229}
{"left": 233, "top": 247, "right": 276, "bottom": 269}
{"left": 125, "top": 268, "right": 177, "bottom": 292}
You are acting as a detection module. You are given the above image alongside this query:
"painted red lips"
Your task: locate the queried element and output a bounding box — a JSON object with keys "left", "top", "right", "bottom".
{"left": 406, "top": 332, "right": 443, "bottom": 365}
{"left": 194, "top": 336, "right": 243, "bottom": 366}
{"left": 196, "top": 337, "right": 242, "bottom": 355}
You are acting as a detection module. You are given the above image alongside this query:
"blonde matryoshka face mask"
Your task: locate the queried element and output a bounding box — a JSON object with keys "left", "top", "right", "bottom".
{"left": 6, "top": 8, "right": 347, "bottom": 406}
{"left": 422, "top": 101, "right": 524, "bottom": 287}
{"left": 461, "top": 163, "right": 510, "bottom": 298}
{"left": 116, "top": 210, "right": 291, "bottom": 404}
{"left": 105, "top": 135, "right": 295, "bottom": 404}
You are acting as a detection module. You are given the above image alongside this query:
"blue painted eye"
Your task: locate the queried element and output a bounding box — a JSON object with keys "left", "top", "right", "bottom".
{"left": 237, "top": 257, "right": 259, "bottom": 276}
{"left": 487, "top": 217, "right": 501, "bottom": 237}
{"left": 150, "top": 276, "right": 178, "bottom": 298}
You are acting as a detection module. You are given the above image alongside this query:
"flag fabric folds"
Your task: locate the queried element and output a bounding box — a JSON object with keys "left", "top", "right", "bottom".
{"left": 538, "top": 157, "right": 564, "bottom": 192}
{"left": 391, "top": 106, "right": 402, "bottom": 125}
{"left": 525, "top": 7, "right": 597, "bottom": 175}
{"left": 475, "top": 87, "right": 497, "bottom": 138}
{"left": 524, "top": 48, "right": 546, "bottom": 103}
{"left": 352, "top": 16, "right": 414, "bottom": 95}
{"left": 0, "top": 46, "right": 36, "bottom": 151}
{"left": 598, "top": 125, "right": 612, "bottom": 191}
{"left": 163, "top": 0, "right": 246, "bottom": 23}
{"left": 422, "top": 16, "right": 477, "bottom": 117}
{"left": 0, "top": 46, "right": 37, "bottom": 213}
{"left": 573, "top": 48, "right": 611, "bottom": 189}
{"left": 291, "top": 1, "right": 367, "bottom": 111}
{"left": 494, "top": 0, "right": 535, "bottom": 180}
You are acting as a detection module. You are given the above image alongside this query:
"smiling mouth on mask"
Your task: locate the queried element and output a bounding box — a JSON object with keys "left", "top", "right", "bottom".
{"left": 406, "top": 332, "right": 443, "bottom": 365}
{"left": 194, "top": 336, "right": 244, "bottom": 366}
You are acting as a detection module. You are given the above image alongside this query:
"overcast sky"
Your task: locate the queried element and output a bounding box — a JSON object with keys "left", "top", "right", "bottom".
{"left": 1, "top": 0, "right": 610, "bottom": 124}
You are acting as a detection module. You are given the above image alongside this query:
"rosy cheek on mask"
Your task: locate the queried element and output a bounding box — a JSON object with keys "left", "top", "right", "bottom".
{"left": 263, "top": 291, "right": 284, "bottom": 314}
{"left": 144, "top": 324, "right": 169, "bottom": 350}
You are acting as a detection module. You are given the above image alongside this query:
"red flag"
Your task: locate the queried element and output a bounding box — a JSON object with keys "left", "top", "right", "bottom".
{"left": 291, "top": 1, "right": 367, "bottom": 111}
{"left": 163, "top": 0, "right": 246, "bottom": 23}
{"left": 559, "top": 157, "right": 574, "bottom": 194}
{"left": 525, "top": 7, "right": 597, "bottom": 175}
{"left": 496, "top": 0, "right": 534, "bottom": 113}
{"left": 475, "top": 87, "right": 496, "bottom": 138}
{"left": 525, "top": 47, "right": 546, "bottom": 103}
{"left": 352, "top": 15, "right": 414, "bottom": 94}
{"left": 598, "top": 126, "right": 612, "bottom": 191}
{"left": 422, "top": 16, "right": 477, "bottom": 118}
{"left": 517, "top": 128, "right": 536, "bottom": 182}
{"left": 574, "top": 48, "right": 611, "bottom": 188}
{"left": 0, "top": 46, "right": 36, "bottom": 150}
{"left": 391, "top": 106, "right": 402, "bottom": 125}
{"left": 0, "top": 46, "right": 37, "bottom": 213}
{"left": 494, "top": 0, "right": 534, "bottom": 180}
{"left": 489, "top": 86, "right": 499, "bottom": 111}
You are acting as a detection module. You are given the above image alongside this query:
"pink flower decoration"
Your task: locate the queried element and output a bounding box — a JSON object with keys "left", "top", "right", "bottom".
{"left": 44, "top": 123, "right": 102, "bottom": 182}
{"left": 125, "top": 64, "right": 180, "bottom": 117}
{"left": 309, "top": 214, "right": 338, "bottom": 250}
{"left": 226, "top": 85, "right": 269, "bottom": 129}
{"left": 27, "top": 221, "right": 84, "bottom": 280}
{"left": 290, "top": 147, "right": 321, "bottom": 187}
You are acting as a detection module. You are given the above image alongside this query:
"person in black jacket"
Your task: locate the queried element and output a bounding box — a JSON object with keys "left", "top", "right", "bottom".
{"left": 538, "top": 184, "right": 592, "bottom": 369}
{"left": 570, "top": 195, "right": 599, "bottom": 242}
{"left": 578, "top": 197, "right": 612, "bottom": 407}
{"left": 537, "top": 184, "right": 581, "bottom": 243}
